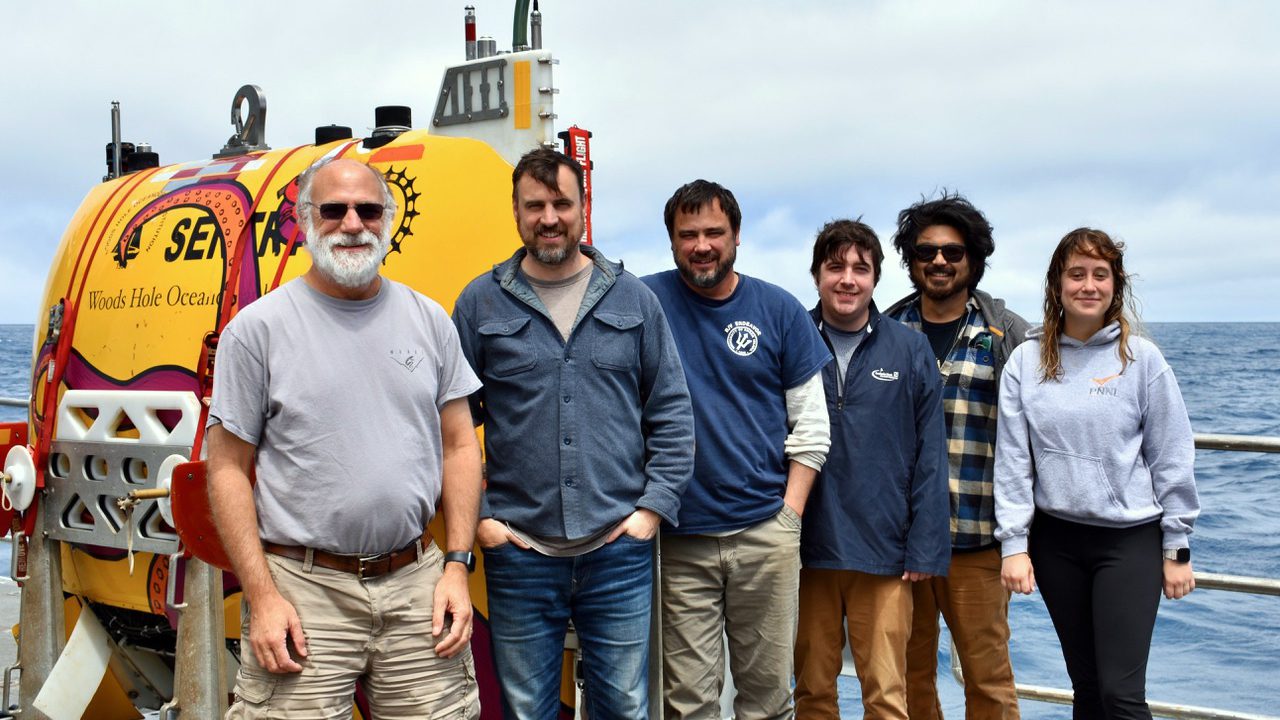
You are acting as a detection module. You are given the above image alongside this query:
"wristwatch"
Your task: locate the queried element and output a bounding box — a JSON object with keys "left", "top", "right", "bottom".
{"left": 443, "top": 551, "right": 476, "bottom": 573}
{"left": 1163, "top": 547, "right": 1191, "bottom": 563}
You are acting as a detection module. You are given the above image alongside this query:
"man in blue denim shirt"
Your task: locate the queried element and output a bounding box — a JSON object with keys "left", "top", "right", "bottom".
{"left": 452, "top": 149, "right": 695, "bottom": 719}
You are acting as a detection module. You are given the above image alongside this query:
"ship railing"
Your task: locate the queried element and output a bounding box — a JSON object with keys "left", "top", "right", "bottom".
{"left": 947, "top": 432, "right": 1280, "bottom": 720}
{"left": 4, "top": 401, "right": 1279, "bottom": 717}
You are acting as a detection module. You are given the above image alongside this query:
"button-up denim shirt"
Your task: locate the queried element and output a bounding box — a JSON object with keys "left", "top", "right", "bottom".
{"left": 452, "top": 246, "right": 695, "bottom": 539}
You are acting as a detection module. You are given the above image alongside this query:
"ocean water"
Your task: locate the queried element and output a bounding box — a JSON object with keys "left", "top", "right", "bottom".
{"left": 0, "top": 326, "right": 29, "bottom": 425}
{"left": 1, "top": 322, "right": 1278, "bottom": 715}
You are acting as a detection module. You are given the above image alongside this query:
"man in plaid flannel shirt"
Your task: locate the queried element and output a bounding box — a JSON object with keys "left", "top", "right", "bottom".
{"left": 885, "top": 192, "right": 1029, "bottom": 720}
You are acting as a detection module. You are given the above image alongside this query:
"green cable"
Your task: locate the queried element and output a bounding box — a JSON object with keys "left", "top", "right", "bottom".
{"left": 512, "top": 0, "right": 531, "bottom": 49}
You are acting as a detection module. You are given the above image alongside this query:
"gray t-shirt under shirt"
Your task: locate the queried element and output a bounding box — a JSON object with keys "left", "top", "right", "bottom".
{"left": 826, "top": 324, "right": 868, "bottom": 395}
{"left": 524, "top": 264, "right": 593, "bottom": 341}
{"left": 208, "top": 278, "right": 481, "bottom": 554}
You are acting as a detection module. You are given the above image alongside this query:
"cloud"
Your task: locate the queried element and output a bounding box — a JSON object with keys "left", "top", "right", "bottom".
{"left": 2, "top": 0, "right": 1278, "bottom": 323}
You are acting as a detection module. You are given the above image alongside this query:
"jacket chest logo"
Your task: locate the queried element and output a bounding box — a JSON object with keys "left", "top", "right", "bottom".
{"left": 871, "top": 368, "right": 899, "bottom": 382}
{"left": 724, "top": 320, "right": 761, "bottom": 357}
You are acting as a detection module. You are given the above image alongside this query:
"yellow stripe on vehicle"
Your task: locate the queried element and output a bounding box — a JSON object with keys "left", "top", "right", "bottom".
{"left": 514, "top": 61, "right": 532, "bottom": 129}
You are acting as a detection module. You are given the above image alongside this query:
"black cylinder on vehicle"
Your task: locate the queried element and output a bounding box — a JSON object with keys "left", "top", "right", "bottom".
{"left": 315, "top": 125, "right": 354, "bottom": 145}
{"left": 105, "top": 141, "right": 137, "bottom": 178}
{"left": 364, "top": 106, "right": 412, "bottom": 149}
{"left": 123, "top": 151, "right": 159, "bottom": 173}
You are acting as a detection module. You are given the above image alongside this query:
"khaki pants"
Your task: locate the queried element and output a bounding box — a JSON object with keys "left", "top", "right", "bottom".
{"left": 795, "top": 568, "right": 912, "bottom": 720}
{"left": 227, "top": 542, "right": 479, "bottom": 719}
{"left": 905, "top": 547, "right": 1019, "bottom": 720}
{"left": 660, "top": 506, "right": 802, "bottom": 720}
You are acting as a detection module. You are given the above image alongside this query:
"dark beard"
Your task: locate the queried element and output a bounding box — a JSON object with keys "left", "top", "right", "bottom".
{"left": 912, "top": 267, "right": 968, "bottom": 303}
{"left": 919, "top": 281, "right": 966, "bottom": 303}
{"left": 531, "top": 245, "right": 570, "bottom": 265}
{"left": 675, "top": 247, "right": 736, "bottom": 290}
{"left": 680, "top": 262, "right": 731, "bottom": 289}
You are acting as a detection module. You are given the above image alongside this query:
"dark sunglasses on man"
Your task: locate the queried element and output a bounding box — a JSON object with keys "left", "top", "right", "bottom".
{"left": 913, "top": 243, "right": 966, "bottom": 263}
{"left": 312, "top": 202, "right": 386, "bottom": 221}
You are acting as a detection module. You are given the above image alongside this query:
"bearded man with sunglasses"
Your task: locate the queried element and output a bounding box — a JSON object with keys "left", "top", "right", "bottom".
{"left": 208, "top": 157, "right": 483, "bottom": 718}
{"left": 884, "top": 192, "right": 1029, "bottom": 720}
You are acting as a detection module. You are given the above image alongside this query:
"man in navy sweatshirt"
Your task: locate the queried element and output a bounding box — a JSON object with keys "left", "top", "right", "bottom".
{"left": 795, "top": 219, "right": 950, "bottom": 719}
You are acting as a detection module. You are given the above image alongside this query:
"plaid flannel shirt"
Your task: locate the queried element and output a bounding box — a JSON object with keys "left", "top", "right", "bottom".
{"left": 890, "top": 296, "right": 1001, "bottom": 549}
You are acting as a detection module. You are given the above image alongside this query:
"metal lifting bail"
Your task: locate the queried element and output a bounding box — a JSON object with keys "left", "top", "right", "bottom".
{"left": 216, "top": 84, "right": 270, "bottom": 159}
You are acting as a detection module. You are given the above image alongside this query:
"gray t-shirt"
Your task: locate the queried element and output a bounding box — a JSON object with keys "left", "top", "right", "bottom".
{"left": 826, "top": 324, "right": 868, "bottom": 395}
{"left": 524, "top": 264, "right": 593, "bottom": 342}
{"left": 208, "top": 278, "right": 481, "bottom": 554}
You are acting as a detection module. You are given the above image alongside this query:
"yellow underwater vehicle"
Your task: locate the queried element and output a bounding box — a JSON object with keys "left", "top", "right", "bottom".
{"left": 0, "top": 3, "right": 593, "bottom": 717}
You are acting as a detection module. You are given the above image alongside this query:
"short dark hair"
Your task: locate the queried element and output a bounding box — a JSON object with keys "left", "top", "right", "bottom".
{"left": 891, "top": 191, "right": 995, "bottom": 289}
{"left": 511, "top": 148, "right": 584, "bottom": 202}
{"left": 810, "top": 218, "right": 883, "bottom": 285}
{"left": 663, "top": 180, "right": 742, "bottom": 238}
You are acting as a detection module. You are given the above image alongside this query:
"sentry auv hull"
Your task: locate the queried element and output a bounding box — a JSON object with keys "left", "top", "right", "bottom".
{"left": 2, "top": 5, "right": 590, "bottom": 716}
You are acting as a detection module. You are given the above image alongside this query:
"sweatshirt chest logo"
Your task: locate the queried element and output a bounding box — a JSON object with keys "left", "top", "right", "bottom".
{"left": 724, "top": 320, "right": 761, "bottom": 357}
{"left": 871, "top": 368, "right": 899, "bottom": 382}
{"left": 1089, "top": 373, "right": 1122, "bottom": 397}
{"left": 389, "top": 347, "right": 426, "bottom": 373}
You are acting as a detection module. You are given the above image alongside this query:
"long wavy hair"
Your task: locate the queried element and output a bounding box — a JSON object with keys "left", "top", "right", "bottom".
{"left": 1039, "top": 228, "right": 1138, "bottom": 382}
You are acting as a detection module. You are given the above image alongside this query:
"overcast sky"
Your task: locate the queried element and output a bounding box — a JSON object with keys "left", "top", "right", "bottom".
{"left": 2, "top": 1, "right": 1277, "bottom": 325}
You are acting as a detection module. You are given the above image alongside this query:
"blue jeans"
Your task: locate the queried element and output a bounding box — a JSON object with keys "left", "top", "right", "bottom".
{"left": 483, "top": 535, "right": 653, "bottom": 719}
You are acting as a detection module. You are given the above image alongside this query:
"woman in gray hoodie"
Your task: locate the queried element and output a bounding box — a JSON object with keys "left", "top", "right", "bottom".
{"left": 994, "top": 228, "right": 1200, "bottom": 719}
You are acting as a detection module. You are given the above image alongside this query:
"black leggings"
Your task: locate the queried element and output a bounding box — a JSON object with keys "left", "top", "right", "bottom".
{"left": 1030, "top": 511, "right": 1163, "bottom": 720}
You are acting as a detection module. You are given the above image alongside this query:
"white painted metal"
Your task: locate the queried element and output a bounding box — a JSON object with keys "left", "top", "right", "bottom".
{"left": 2, "top": 445, "right": 36, "bottom": 511}
{"left": 32, "top": 604, "right": 112, "bottom": 719}
{"left": 154, "top": 453, "right": 185, "bottom": 526}
{"left": 428, "top": 49, "right": 558, "bottom": 166}
{"left": 54, "top": 389, "right": 199, "bottom": 446}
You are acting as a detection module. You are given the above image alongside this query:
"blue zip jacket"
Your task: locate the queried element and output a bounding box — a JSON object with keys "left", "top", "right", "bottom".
{"left": 802, "top": 303, "right": 951, "bottom": 576}
{"left": 452, "top": 246, "right": 695, "bottom": 539}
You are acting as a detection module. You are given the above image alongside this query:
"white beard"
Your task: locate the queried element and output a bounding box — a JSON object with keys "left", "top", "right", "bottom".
{"left": 307, "top": 228, "right": 389, "bottom": 289}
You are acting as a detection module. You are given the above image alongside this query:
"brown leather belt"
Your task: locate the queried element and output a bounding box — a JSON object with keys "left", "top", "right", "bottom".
{"left": 263, "top": 529, "right": 433, "bottom": 580}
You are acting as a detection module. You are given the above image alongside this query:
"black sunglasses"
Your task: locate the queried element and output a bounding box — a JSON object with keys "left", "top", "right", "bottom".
{"left": 913, "top": 243, "right": 966, "bottom": 263}
{"left": 314, "top": 202, "right": 386, "bottom": 221}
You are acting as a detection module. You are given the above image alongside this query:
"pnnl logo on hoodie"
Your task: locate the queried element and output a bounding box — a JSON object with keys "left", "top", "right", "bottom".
{"left": 1089, "top": 373, "right": 1121, "bottom": 397}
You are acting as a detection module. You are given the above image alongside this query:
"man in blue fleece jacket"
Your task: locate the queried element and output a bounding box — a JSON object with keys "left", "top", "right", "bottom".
{"left": 795, "top": 219, "right": 950, "bottom": 720}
